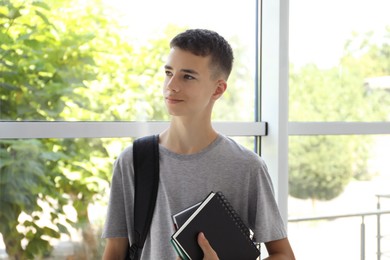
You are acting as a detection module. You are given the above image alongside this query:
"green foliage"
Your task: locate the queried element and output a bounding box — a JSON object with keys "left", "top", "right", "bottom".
{"left": 289, "top": 136, "right": 353, "bottom": 200}
{"left": 0, "top": 140, "right": 68, "bottom": 259}
{"left": 0, "top": 0, "right": 98, "bottom": 121}
{"left": 0, "top": 0, "right": 114, "bottom": 258}
{"left": 289, "top": 28, "right": 390, "bottom": 201}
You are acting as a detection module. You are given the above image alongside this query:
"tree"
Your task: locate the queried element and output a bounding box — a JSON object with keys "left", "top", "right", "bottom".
{"left": 0, "top": 139, "right": 69, "bottom": 259}
{"left": 0, "top": 0, "right": 115, "bottom": 258}
{"left": 289, "top": 28, "right": 390, "bottom": 201}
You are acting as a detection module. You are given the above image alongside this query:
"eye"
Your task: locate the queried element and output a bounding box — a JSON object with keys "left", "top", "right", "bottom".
{"left": 184, "top": 74, "right": 195, "bottom": 80}
{"left": 165, "top": 70, "right": 173, "bottom": 77}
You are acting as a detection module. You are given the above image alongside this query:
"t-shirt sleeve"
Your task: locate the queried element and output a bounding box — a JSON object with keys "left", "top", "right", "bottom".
{"left": 101, "top": 147, "right": 134, "bottom": 239}
{"left": 252, "top": 158, "right": 287, "bottom": 243}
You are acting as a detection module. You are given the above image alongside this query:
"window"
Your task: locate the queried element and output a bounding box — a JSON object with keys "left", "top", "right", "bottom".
{"left": 0, "top": 0, "right": 263, "bottom": 258}
{"left": 288, "top": 0, "right": 390, "bottom": 259}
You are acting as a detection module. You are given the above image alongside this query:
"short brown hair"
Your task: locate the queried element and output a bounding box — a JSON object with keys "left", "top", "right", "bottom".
{"left": 170, "top": 29, "right": 234, "bottom": 80}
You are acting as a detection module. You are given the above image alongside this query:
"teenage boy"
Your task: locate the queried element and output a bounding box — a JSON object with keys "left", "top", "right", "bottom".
{"left": 102, "top": 29, "right": 295, "bottom": 260}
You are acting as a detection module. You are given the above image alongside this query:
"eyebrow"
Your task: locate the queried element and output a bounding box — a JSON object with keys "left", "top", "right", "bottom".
{"left": 164, "top": 65, "right": 199, "bottom": 75}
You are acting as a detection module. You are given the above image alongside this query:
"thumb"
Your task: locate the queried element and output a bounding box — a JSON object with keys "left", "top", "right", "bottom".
{"left": 197, "top": 232, "right": 219, "bottom": 260}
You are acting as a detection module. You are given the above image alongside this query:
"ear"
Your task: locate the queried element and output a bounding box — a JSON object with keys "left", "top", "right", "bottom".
{"left": 212, "top": 80, "right": 227, "bottom": 100}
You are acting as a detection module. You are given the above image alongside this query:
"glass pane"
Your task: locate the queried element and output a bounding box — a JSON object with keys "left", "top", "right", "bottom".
{"left": 229, "top": 136, "right": 256, "bottom": 151}
{"left": 0, "top": 0, "right": 256, "bottom": 122}
{"left": 289, "top": 0, "right": 390, "bottom": 122}
{"left": 0, "top": 137, "right": 131, "bottom": 259}
{"left": 0, "top": 135, "right": 257, "bottom": 259}
{"left": 288, "top": 135, "right": 390, "bottom": 259}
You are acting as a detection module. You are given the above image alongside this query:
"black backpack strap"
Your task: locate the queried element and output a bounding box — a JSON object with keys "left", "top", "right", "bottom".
{"left": 127, "top": 135, "right": 160, "bottom": 260}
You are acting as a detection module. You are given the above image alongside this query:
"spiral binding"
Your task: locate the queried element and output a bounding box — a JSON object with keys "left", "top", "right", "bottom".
{"left": 215, "top": 191, "right": 258, "bottom": 250}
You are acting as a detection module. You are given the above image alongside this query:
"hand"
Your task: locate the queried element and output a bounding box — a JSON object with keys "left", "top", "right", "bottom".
{"left": 198, "top": 232, "right": 219, "bottom": 260}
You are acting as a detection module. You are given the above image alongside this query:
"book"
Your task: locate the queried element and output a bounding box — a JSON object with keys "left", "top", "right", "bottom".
{"left": 172, "top": 202, "right": 201, "bottom": 230}
{"left": 171, "top": 191, "right": 260, "bottom": 260}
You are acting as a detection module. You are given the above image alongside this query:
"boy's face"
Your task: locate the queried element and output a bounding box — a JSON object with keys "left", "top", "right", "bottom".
{"left": 163, "top": 47, "right": 226, "bottom": 118}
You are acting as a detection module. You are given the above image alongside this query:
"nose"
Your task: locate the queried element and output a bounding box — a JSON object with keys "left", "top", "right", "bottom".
{"left": 165, "top": 75, "right": 180, "bottom": 93}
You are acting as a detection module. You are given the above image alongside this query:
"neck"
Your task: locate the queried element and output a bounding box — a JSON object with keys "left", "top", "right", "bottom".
{"left": 159, "top": 116, "right": 218, "bottom": 154}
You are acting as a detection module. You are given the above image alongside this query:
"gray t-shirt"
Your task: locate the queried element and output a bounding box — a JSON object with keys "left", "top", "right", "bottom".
{"left": 102, "top": 134, "right": 287, "bottom": 259}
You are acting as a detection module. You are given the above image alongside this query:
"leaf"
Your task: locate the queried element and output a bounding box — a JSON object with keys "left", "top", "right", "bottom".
{"left": 42, "top": 226, "right": 61, "bottom": 238}
{"left": 56, "top": 223, "right": 70, "bottom": 235}
{"left": 26, "top": 230, "right": 35, "bottom": 240}
{"left": 35, "top": 10, "right": 50, "bottom": 25}
{"left": 25, "top": 237, "right": 51, "bottom": 256}
{"left": 32, "top": 1, "right": 51, "bottom": 11}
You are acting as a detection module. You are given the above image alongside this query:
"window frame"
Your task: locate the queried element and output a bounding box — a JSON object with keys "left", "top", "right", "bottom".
{"left": 0, "top": 121, "right": 267, "bottom": 138}
{"left": 2, "top": 0, "right": 390, "bottom": 228}
{"left": 260, "top": 0, "right": 390, "bottom": 224}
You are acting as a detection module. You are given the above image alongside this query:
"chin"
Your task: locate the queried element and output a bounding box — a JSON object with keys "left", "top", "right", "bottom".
{"left": 165, "top": 106, "right": 183, "bottom": 116}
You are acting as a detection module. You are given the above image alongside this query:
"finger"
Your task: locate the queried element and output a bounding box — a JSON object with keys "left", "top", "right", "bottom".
{"left": 197, "top": 232, "right": 219, "bottom": 260}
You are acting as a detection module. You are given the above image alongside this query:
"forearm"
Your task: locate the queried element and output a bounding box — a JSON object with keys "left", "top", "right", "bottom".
{"left": 102, "top": 238, "right": 128, "bottom": 260}
{"left": 264, "top": 238, "right": 295, "bottom": 260}
{"left": 103, "top": 250, "right": 126, "bottom": 260}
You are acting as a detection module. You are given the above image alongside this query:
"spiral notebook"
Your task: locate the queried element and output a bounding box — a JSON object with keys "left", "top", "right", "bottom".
{"left": 171, "top": 191, "right": 260, "bottom": 260}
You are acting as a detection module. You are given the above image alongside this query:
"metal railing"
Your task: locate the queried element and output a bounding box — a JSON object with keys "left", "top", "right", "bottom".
{"left": 289, "top": 209, "right": 390, "bottom": 260}
{"left": 377, "top": 195, "right": 390, "bottom": 259}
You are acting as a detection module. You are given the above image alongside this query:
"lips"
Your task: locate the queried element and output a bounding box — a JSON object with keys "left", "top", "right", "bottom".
{"left": 165, "top": 97, "right": 183, "bottom": 104}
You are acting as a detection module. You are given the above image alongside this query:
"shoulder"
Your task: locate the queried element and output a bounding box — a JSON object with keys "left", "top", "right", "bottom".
{"left": 113, "top": 145, "right": 134, "bottom": 171}
{"left": 117, "top": 145, "right": 133, "bottom": 161}
{"left": 217, "top": 134, "right": 267, "bottom": 166}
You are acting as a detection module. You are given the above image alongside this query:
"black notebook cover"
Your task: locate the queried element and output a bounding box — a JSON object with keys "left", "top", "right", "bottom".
{"left": 171, "top": 191, "right": 260, "bottom": 260}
